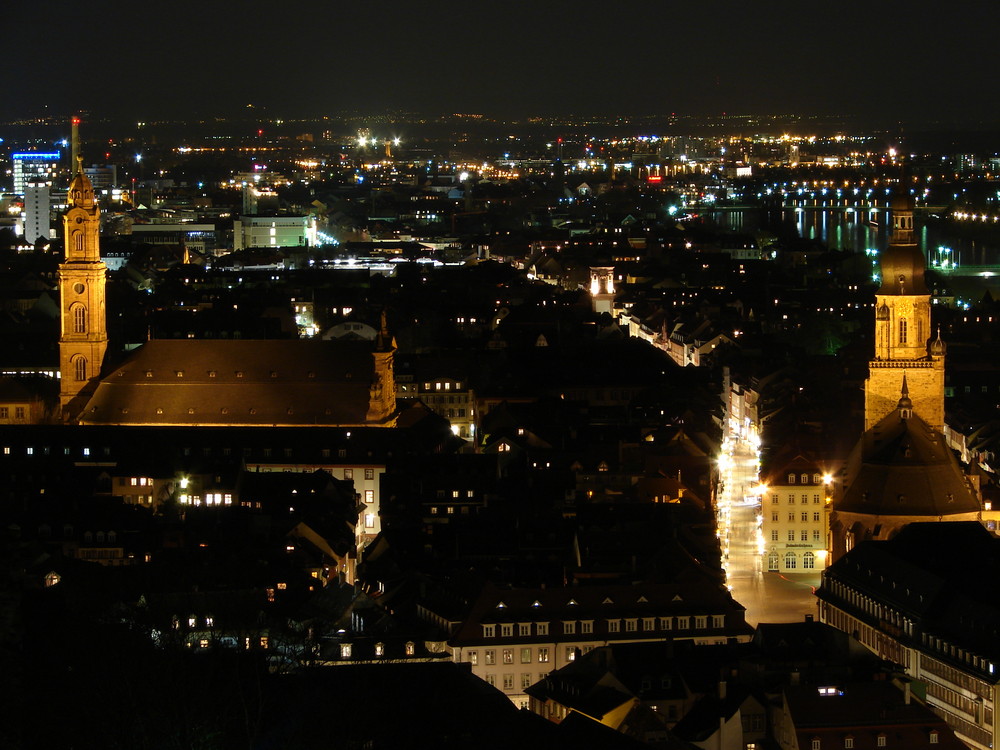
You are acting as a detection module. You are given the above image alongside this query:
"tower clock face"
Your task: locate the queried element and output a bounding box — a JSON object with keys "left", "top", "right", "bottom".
{"left": 73, "top": 283, "right": 85, "bottom": 294}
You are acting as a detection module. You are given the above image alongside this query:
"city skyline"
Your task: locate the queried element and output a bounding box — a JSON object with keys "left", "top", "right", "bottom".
{"left": 9, "top": 0, "right": 1000, "bottom": 127}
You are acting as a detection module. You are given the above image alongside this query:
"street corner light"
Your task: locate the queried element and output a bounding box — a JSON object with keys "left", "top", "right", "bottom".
{"left": 822, "top": 473, "right": 833, "bottom": 486}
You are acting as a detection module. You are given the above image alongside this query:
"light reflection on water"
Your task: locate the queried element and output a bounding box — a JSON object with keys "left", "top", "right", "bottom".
{"left": 707, "top": 200, "right": 1000, "bottom": 267}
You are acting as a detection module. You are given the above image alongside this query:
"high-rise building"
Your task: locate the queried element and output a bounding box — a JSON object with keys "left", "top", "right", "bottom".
{"left": 12, "top": 152, "right": 61, "bottom": 195}
{"left": 22, "top": 178, "right": 52, "bottom": 245}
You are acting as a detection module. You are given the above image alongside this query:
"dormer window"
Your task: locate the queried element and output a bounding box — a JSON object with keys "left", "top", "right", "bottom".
{"left": 788, "top": 473, "right": 796, "bottom": 483}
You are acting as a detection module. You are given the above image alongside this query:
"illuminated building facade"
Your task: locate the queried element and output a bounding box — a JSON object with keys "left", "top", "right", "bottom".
{"left": 12, "top": 152, "right": 60, "bottom": 195}
{"left": 431, "top": 581, "right": 753, "bottom": 709}
{"left": 233, "top": 214, "right": 316, "bottom": 250}
{"left": 761, "top": 455, "right": 832, "bottom": 574}
{"left": 22, "top": 178, "right": 51, "bottom": 244}
{"left": 58, "top": 164, "right": 108, "bottom": 420}
{"left": 865, "top": 193, "right": 945, "bottom": 433}
{"left": 818, "top": 523, "right": 1000, "bottom": 750}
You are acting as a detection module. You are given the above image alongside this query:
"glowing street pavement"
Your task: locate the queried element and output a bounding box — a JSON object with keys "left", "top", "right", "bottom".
{"left": 717, "top": 436, "right": 822, "bottom": 627}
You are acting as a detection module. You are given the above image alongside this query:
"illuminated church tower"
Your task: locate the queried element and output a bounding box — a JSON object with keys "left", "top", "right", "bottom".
{"left": 58, "top": 158, "right": 108, "bottom": 420}
{"left": 864, "top": 192, "right": 945, "bottom": 431}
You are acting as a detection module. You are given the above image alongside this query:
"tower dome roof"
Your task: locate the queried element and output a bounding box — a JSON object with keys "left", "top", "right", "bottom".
{"left": 879, "top": 247, "right": 928, "bottom": 295}
{"left": 68, "top": 159, "right": 96, "bottom": 210}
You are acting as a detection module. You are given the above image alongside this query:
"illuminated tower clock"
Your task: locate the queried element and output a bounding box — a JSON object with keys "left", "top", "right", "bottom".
{"left": 58, "top": 159, "right": 108, "bottom": 420}
{"left": 865, "top": 192, "right": 945, "bottom": 431}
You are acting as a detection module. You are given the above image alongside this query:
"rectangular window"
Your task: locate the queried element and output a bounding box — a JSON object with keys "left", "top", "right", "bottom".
{"left": 788, "top": 531, "right": 795, "bottom": 541}
{"left": 581, "top": 620, "right": 593, "bottom": 634}
{"left": 676, "top": 617, "right": 689, "bottom": 630}
{"left": 695, "top": 616, "right": 707, "bottom": 629}
{"left": 486, "top": 674, "right": 496, "bottom": 686}
{"left": 536, "top": 622, "right": 548, "bottom": 636}
{"left": 519, "top": 624, "right": 530, "bottom": 637}
{"left": 364, "top": 468, "right": 374, "bottom": 480}
{"left": 771, "top": 494, "right": 778, "bottom": 504}
{"left": 642, "top": 617, "right": 655, "bottom": 631}
{"left": 712, "top": 615, "right": 724, "bottom": 628}
{"left": 607, "top": 620, "right": 620, "bottom": 633}
{"left": 469, "top": 650, "right": 478, "bottom": 665}
{"left": 503, "top": 674, "right": 513, "bottom": 690}
{"left": 788, "top": 513, "right": 795, "bottom": 522}
{"left": 521, "top": 673, "right": 533, "bottom": 689}
{"left": 365, "top": 490, "right": 374, "bottom": 503}
{"left": 801, "top": 512, "right": 808, "bottom": 522}
{"left": 801, "top": 531, "right": 809, "bottom": 541}
{"left": 771, "top": 512, "right": 779, "bottom": 522}
{"left": 813, "top": 512, "right": 820, "bottom": 522}
{"left": 538, "top": 648, "right": 549, "bottom": 663}
{"left": 660, "top": 617, "right": 672, "bottom": 630}
{"left": 344, "top": 468, "right": 353, "bottom": 480}
{"left": 772, "top": 530, "right": 779, "bottom": 541}
{"left": 0, "top": 407, "right": 7, "bottom": 419}
{"left": 502, "top": 649, "right": 513, "bottom": 664}
{"left": 813, "top": 494, "right": 821, "bottom": 503}
{"left": 566, "top": 646, "right": 577, "bottom": 661}
{"left": 520, "top": 648, "right": 531, "bottom": 663}
{"left": 500, "top": 624, "right": 512, "bottom": 637}
{"left": 485, "top": 650, "right": 495, "bottom": 665}
{"left": 625, "top": 619, "right": 637, "bottom": 632}
{"left": 788, "top": 494, "right": 795, "bottom": 504}
{"left": 564, "top": 621, "right": 576, "bottom": 634}
{"left": 813, "top": 530, "right": 821, "bottom": 541}
{"left": 801, "top": 494, "right": 808, "bottom": 504}
{"left": 483, "top": 625, "right": 495, "bottom": 638}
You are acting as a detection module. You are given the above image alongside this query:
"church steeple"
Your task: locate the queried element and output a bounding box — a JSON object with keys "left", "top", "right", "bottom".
{"left": 864, "top": 189, "right": 945, "bottom": 432}
{"left": 58, "top": 164, "right": 108, "bottom": 421}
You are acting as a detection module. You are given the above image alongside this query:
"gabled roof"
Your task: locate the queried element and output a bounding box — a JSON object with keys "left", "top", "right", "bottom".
{"left": 79, "top": 339, "right": 388, "bottom": 427}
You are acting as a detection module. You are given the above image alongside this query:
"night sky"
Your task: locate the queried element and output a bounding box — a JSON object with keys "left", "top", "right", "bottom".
{"left": 8, "top": 0, "right": 1000, "bottom": 125}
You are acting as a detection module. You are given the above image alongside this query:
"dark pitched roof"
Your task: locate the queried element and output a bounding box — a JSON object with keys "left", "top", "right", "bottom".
{"left": 80, "top": 339, "right": 385, "bottom": 426}
{"left": 838, "top": 408, "right": 979, "bottom": 516}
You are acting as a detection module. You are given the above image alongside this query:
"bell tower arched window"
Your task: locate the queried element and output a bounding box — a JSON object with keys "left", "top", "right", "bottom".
{"left": 74, "top": 231, "right": 83, "bottom": 253}
{"left": 74, "top": 357, "right": 87, "bottom": 382}
{"left": 899, "top": 318, "right": 907, "bottom": 344}
{"left": 73, "top": 305, "right": 86, "bottom": 334}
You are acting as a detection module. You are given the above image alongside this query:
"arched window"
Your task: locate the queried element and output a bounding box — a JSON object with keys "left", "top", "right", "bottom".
{"left": 899, "top": 318, "right": 907, "bottom": 344}
{"left": 74, "top": 357, "right": 87, "bottom": 382}
{"left": 784, "top": 552, "right": 797, "bottom": 569}
{"left": 803, "top": 552, "right": 816, "bottom": 569}
{"left": 73, "top": 231, "right": 83, "bottom": 252}
{"left": 73, "top": 305, "right": 86, "bottom": 334}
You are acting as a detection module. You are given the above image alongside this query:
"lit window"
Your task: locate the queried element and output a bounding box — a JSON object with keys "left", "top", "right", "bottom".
{"left": 467, "top": 649, "right": 476, "bottom": 665}
{"left": 812, "top": 740, "right": 821, "bottom": 750}
{"left": 340, "top": 643, "right": 352, "bottom": 659}
{"left": 503, "top": 649, "right": 513, "bottom": 664}
{"left": 485, "top": 650, "right": 496, "bottom": 665}
{"left": 538, "top": 648, "right": 549, "bottom": 663}
{"left": 877, "top": 735, "right": 886, "bottom": 747}
{"left": 365, "top": 468, "right": 374, "bottom": 480}
{"left": 405, "top": 641, "right": 415, "bottom": 656}
{"left": 520, "top": 647, "right": 532, "bottom": 663}
{"left": 566, "top": 647, "right": 577, "bottom": 661}
{"left": 845, "top": 738, "right": 854, "bottom": 749}
{"left": 188, "top": 616, "right": 196, "bottom": 628}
